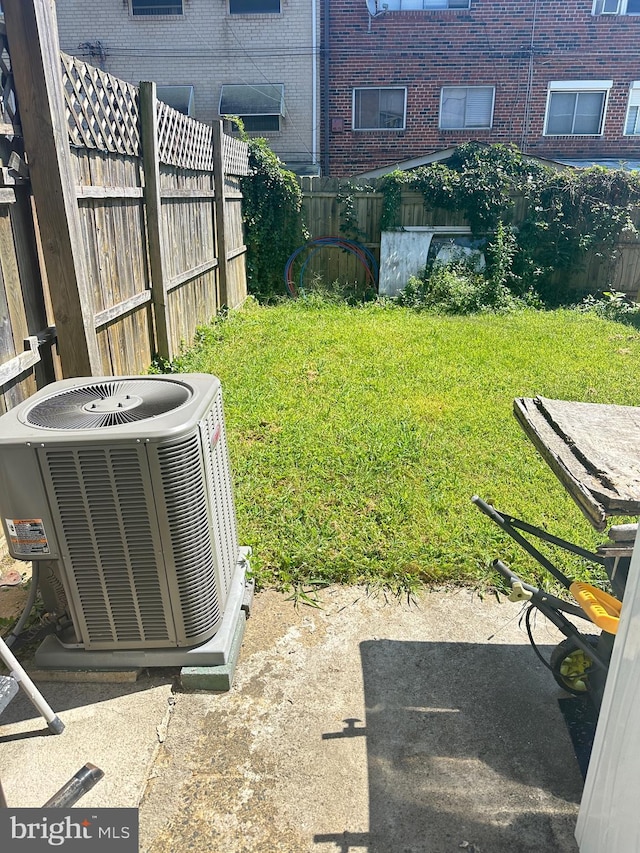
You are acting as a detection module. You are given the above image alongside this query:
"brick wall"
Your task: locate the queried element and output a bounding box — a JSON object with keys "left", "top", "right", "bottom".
{"left": 326, "top": 0, "right": 640, "bottom": 176}
{"left": 55, "top": 0, "right": 320, "bottom": 171}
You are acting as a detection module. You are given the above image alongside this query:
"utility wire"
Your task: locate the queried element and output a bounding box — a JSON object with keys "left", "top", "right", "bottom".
{"left": 177, "top": 11, "right": 314, "bottom": 159}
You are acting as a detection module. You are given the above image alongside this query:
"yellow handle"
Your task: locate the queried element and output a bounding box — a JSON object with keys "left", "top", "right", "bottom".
{"left": 569, "top": 581, "right": 621, "bottom": 635}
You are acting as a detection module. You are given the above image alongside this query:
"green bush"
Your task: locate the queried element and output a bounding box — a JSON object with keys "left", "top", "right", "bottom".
{"left": 379, "top": 143, "right": 640, "bottom": 304}
{"left": 577, "top": 290, "right": 640, "bottom": 328}
{"left": 394, "top": 262, "right": 522, "bottom": 315}
{"left": 239, "top": 134, "right": 307, "bottom": 301}
{"left": 393, "top": 222, "right": 540, "bottom": 316}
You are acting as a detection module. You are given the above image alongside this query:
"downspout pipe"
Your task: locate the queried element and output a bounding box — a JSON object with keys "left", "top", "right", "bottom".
{"left": 311, "top": 0, "right": 318, "bottom": 168}
{"left": 322, "top": 0, "right": 330, "bottom": 175}
{"left": 521, "top": 0, "right": 539, "bottom": 151}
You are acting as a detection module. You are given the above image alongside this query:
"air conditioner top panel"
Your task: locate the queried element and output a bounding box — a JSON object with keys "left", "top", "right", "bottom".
{"left": 0, "top": 374, "right": 222, "bottom": 445}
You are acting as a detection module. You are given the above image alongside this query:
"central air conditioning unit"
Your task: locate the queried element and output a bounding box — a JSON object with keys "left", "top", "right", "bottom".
{"left": 0, "top": 374, "right": 250, "bottom": 669}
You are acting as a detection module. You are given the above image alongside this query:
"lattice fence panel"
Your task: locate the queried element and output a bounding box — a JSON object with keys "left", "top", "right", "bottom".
{"left": 0, "top": 22, "right": 20, "bottom": 135}
{"left": 156, "top": 101, "right": 213, "bottom": 170}
{"left": 61, "top": 52, "right": 140, "bottom": 155}
{"left": 223, "top": 134, "right": 250, "bottom": 176}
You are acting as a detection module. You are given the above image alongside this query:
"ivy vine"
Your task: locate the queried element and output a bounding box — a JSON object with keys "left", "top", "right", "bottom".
{"left": 377, "top": 143, "right": 640, "bottom": 302}
{"left": 239, "top": 132, "right": 308, "bottom": 300}
{"left": 336, "top": 181, "right": 376, "bottom": 241}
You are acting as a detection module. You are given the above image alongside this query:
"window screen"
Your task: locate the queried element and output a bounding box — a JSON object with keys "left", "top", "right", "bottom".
{"left": 220, "top": 84, "right": 284, "bottom": 117}
{"left": 353, "top": 88, "right": 406, "bottom": 130}
{"left": 220, "top": 84, "right": 284, "bottom": 132}
{"left": 439, "top": 87, "right": 494, "bottom": 129}
{"left": 546, "top": 91, "right": 606, "bottom": 135}
{"left": 593, "top": 0, "right": 640, "bottom": 13}
{"left": 381, "top": 0, "right": 470, "bottom": 8}
{"left": 132, "top": 0, "right": 182, "bottom": 15}
{"left": 157, "top": 86, "right": 194, "bottom": 116}
{"left": 625, "top": 87, "right": 640, "bottom": 135}
{"left": 230, "top": 0, "right": 280, "bottom": 12}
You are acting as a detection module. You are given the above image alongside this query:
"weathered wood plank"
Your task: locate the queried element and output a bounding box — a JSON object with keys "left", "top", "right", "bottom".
{"left": 140, "top": 81, "right": 172, "bottom": 362}
{"left": 227, "top": 245, "right": 247, "bottom": 262}
{"left": 212, "top": 121, "right": 228, "bottom": 308}
{"left": 514, "top": 396, "right": 640, "bottom": 531}
{"left": 0, "top": 208, "right": 28, "bottom": 348}
{"left": 166, "top": 259, "right": 219, "bottom": 293}
{"left": 4, "top": 0, "right": 101, "bottom": 377}
{"left": 0, "top": 336, "right": 40, "bottom": 386}
{"left": 160, "top": 188, "right": 217, "bottom": 199}
{"left": 8, "top": 187, "right": 56, "bottom": 387}
{"left": 76, "top": 186, "right": 144, "bottom": 199}
{"left": 94, "top": 288, "right": 152, "bottom": 329}
{"left": 538, "top": 397, "right": 640, "bottom": 501}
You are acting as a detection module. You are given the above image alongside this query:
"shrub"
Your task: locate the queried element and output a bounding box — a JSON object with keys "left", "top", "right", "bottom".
{"left": 379, "top": 143, "right": 640, "bottom": 304}
{"left": 577, "top": 290, "right": 640, "bottom": 328}
{"left": 394, "top": 262, "right": 522, "bottom": 315}
{"left": 239, "top": 134, "right": 307, "bottom": 301}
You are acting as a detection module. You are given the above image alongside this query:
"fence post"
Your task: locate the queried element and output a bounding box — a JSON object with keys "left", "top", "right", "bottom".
{"left": 212, "top": 120, "right": 229, "bottom": 307}
{"left": 139, "top": 81, "right": 172, "bottom": 363}
{"left": 3, "top": 0, "right": 102, "bottom": 378}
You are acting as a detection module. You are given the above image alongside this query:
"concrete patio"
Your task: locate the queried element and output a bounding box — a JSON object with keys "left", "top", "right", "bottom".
{"left": 0, "top": 585, "right": 583, "bottom": 853}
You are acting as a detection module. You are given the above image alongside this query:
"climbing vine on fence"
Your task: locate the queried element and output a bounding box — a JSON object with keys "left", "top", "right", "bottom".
{"left": 377, "top": 143, "right": 640, "bottom": 303}
{"left": 239, "top": 132, "right": 307, "bottom": 299}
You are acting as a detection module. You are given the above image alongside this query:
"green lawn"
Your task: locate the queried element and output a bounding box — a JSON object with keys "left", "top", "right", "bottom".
{"left": 172, "top": 300, "right": 640, "bottom": 594}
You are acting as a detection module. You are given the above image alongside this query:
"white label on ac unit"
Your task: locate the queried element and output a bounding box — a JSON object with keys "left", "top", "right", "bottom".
{"left": 5, "top": 518, "right": 50, "bottom": 555}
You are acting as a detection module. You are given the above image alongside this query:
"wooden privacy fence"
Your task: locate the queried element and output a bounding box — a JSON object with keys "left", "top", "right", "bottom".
{"left": 299, "top": 177, "right": 640, "bottom": 302}
{"left": 0, "top": 0, "right": 249, "bottom": 411}
{"left": 0, "top": 14, "right": 54, "bottom": 414}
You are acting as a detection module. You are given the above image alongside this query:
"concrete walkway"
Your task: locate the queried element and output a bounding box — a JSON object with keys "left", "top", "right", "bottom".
{"left": 0, "top": 586, "right": 583, "bottom": 853}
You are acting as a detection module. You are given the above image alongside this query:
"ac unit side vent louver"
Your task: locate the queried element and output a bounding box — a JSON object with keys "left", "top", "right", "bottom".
{"left": 157, "top": 434, "right": 222, "bottom": 640}
{"left": 42, "top": 447, "right": 173, "bottom": 648}
{"left": 201, "top": 396, "right": 239, "bottom": 593}
{"left": 26, "top": 379, "right": 191, "bottom": 430}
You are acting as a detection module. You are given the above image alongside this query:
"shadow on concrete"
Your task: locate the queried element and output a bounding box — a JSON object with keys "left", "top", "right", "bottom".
{"left": 0, "top": 670, "right": 175, "bottom": 740}
{"left": 316, "top": 640, "right": 583, "bottom": 853}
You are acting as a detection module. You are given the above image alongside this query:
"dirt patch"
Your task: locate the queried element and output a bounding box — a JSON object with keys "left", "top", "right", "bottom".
{"left": 0, "top": 556, "right": 31, "bottom": 625}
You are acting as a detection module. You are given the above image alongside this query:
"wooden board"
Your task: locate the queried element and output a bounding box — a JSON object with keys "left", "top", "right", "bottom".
{"left": 514, "top": 397, "right": 640, "bottom": 531}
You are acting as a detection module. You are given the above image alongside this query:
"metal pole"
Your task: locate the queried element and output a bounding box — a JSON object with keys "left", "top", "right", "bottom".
{"left": 0, "top": 636, "right": 64, "bottom": 734}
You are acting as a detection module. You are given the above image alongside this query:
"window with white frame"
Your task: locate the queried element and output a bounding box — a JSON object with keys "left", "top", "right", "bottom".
{"left": 220, "top": 84, "right": 285, "bottom": 132}
{"left": 229, "top": 0, "right": 280, "bottom": 13}
{"left": 544, "top": 81, "right": 612, "bottom": 135}
{"left": 131, "top": 0, "right": 182, "bottom": 15}
{"left": 374, "top": 0, "right": 470, "bottom": 9}
{"left": 624, "top": 83, "right": 640, "bottom": 134}
{"left": 353, "top": 88, "right": 406, "bottom": 130}
{"left": 592, "top": 0, "right": 640, "bottom": 14}
{"left": 439, "top": 86, "right": 495, "bottom": 129}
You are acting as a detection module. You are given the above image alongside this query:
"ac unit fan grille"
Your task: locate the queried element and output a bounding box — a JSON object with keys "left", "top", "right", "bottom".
{"left": 26, "top": 379, "right": 191, "bottom": 429}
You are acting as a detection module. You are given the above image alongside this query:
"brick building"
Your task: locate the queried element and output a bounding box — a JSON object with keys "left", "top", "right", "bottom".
{"left": 55, "top": 0, "right": 321, "bottom": 175}
{"left": 55, "top": 1, "right": 640, "bottom": 178}
{"left": 324, "top": 0, "right": 640, "bottom": 176}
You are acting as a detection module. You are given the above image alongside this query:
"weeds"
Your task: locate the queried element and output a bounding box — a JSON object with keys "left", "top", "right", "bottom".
{"left": 394, "top": 262, "right": 529, "bottom": 315}
{"left": 577, "top": 290, "right": 640, "bottom": 329}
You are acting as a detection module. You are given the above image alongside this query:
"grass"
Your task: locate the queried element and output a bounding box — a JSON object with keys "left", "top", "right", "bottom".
{"left": 168, "top": 299, "right": 640, "bottom": 595}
